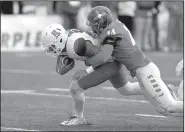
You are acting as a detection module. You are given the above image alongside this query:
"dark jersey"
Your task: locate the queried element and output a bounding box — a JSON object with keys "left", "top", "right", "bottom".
{"left": 99, "top": 19, "right": 151, "bottom": 73}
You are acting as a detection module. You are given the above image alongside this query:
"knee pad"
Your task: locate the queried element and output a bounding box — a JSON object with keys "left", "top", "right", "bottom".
{"left": 69, "top": 80, "right": 84, "bottom": 95}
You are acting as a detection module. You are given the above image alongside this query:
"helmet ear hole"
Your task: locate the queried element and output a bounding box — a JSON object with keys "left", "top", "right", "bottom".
{"left": 60, "top": 38, "right": 63, "bottom": 43}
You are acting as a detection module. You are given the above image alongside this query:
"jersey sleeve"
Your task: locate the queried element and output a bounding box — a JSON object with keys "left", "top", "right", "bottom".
{"left": 102, "top": 34, "right": 122, "bottom": 47}
{"left": 101, "top": 26, "right": 122, "bottom": 46}
{"left": 85, "top": 40, "right": 101, "bottom": 57}
{"left": 85, "top": 44, "right": 114, "bottom": 67}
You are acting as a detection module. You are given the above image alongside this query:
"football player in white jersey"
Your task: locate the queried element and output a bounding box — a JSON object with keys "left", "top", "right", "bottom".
{"left": 41, "top": 24, "right": 145, "bottom": 125}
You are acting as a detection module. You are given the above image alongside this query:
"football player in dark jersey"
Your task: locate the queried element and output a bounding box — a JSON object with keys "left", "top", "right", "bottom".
{"left": 83, "top": 6, "right": 183, "bottom": 118}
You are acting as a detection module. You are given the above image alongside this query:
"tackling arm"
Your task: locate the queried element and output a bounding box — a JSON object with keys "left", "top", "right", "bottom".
{"left": 85, "top": 36, "right": 115, "bottom": 67}
{"left": 73, "top": 38, "right": 101, "bottom": 57}
{"left": 85, "top": 45, "right": 114, "bottom": 67}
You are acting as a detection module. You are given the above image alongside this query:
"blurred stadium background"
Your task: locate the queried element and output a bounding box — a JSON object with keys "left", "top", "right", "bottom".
{"left": 1, "top": 1, "right": 184, "bottom": 131}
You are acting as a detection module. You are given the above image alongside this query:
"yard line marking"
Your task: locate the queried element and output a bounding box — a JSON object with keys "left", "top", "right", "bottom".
{"left": 102, "top": 87, "right": 115, "bottom": 90}
{"left": 1, "top": 90, "right": 149, "bottom": 103}
{"left": 47, "top": 87, "right": 114, "bottom": 91}
{"left": 47, "top": 87, "right": 114, "bottom": 92}
{"left": 1, "top": 90, "right": 35, "bottom": 94}
{"left": 1, "top": 69, "right": 56, "bottom": 75}
{"left": 135, "top": 114, "right": 167, "bottom": 118}
{"left": 15, "top": 53, "right": 35, "bottom": 57}
{"left": 1, "top": 68, "right": 181, "bottom": 82}
{"left": 1, "top": 126, "right": 40, "bottom": 131}
{"left": 47, "top": 88, "right": 69, "bottom": 92}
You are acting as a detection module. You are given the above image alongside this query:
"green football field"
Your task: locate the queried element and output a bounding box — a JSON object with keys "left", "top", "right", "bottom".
{"left": 1, "top": 51, "right": 183, "bottom": 131}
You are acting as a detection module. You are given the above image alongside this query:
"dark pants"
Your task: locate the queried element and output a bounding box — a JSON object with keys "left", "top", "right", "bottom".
{"left": 118, "top": 15, "right": 134, "bottom": 35}
{"left": 1, "top": 1, "right": 13, "bottom": 14}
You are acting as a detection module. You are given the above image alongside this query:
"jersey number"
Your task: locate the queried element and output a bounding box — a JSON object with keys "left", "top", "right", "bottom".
{"left": 107, "top": 29, "right": 116, "bottom": 35}
{"left": 51, "top": 30, "right": 60, "bottom": 38}
{"left": 107, "top": 25, "right": 136, "bottom": 46}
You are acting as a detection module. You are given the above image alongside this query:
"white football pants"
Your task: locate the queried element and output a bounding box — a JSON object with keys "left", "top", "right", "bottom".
{"left": 135, "top": 62, "right": 183, "bottom": 117}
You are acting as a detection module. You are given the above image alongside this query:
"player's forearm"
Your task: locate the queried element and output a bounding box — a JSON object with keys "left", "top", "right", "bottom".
{"left": 85, "top": 40, "right": 101, "bottom": 57}
{"left": 85, "top": 44, "right": 114, "bottom": 67}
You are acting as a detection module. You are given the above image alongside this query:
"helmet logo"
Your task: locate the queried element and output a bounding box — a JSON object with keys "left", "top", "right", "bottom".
{"left": 93, "top": 10, "right": 106, "bottom": 23}
{"left": 51, "top": 30, "right": 61, "bottom": 39}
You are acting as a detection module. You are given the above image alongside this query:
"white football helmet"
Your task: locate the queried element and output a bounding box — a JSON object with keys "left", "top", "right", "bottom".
{"left": 41, "top": 24, "right": 68, "bottom": 57}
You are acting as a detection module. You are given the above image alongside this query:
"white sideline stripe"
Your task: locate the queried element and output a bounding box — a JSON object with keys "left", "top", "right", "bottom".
{"left": 15, "top": 54, "right": 34, "bottom": 57}
{"left": 47, "top": 88, "right": 115, "bottom": 92}
{"left": 1, "top": 68, "right": 181, "bottom": 81}
{"left": 1, "top": 69, "right": 56, "bottom": 75}
{"left": 1, "top": 126, "right": 40, "bottom": 131}
{"left": 47, "top": 88, "right": 69, "bottom": 92}
{"left": 135, "top": 114, "right": 167, "bottom": 118}
{"left": 1, "top": 90, "right": 148, "bottom": 103}
{"left": 1, "top": 90, "right": 168, "bottom": 119}
{"left": 1, "top": 90, "right": 35, "bottom": 94}
{"left": 47, "top": 87, "right": 115, "bottom": 91}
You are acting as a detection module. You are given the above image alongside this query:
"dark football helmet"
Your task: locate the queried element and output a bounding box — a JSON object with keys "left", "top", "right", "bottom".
{"left": 87, "top": 6, "right": 113, "bottom": 35}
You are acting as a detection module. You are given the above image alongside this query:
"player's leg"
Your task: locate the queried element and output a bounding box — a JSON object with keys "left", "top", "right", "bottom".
{"left": 64, "top": 61, "right": 121, "bottom": 125}
{"left": 135, "top": 62, "right": 183, "bottom": 117}
{"left": 109, "top": 64, "right": 143, "bottom": 95}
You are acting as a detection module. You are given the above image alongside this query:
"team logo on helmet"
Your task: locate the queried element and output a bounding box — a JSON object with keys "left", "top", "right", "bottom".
{"left": 93, "top": 10, "right": 106, "bottom": 23}
{"left": 87, "top": 6, "right": 113, "bottom": 35}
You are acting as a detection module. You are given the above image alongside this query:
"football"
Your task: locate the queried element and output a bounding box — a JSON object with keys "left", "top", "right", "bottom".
{"left": 60, "top": 56, "right": 75, "bottom": 66}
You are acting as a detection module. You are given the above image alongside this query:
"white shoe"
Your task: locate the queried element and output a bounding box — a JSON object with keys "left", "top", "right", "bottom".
{"left": 61, "top": 116, "right": 87, "bottom": 126}
{"left": 168, "top": 84, "right": 182, "bottom": 101}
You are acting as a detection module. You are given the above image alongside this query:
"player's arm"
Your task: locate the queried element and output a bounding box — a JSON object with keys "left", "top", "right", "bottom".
{"left": 85, "top": 36, "right": 117, "bottom": 67}
{"left": 56, "top": 55, "right": 75, "bottom": 75}
{"left": 73, "top": 38, "right": 101, "bottom": 57}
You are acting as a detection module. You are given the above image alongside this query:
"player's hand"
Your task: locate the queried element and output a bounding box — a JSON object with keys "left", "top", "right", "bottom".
{"left": 73, "top": 70, "right": 88, "bottom": 81}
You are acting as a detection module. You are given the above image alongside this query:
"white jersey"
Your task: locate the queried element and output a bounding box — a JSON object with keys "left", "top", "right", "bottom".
{"left": 66, "top": 31, "right": 99, "bottom": 60}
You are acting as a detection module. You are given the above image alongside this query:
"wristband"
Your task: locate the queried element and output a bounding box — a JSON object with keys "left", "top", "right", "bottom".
{"left": 85, "top": 66, "right": 94, "bottom": 74}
